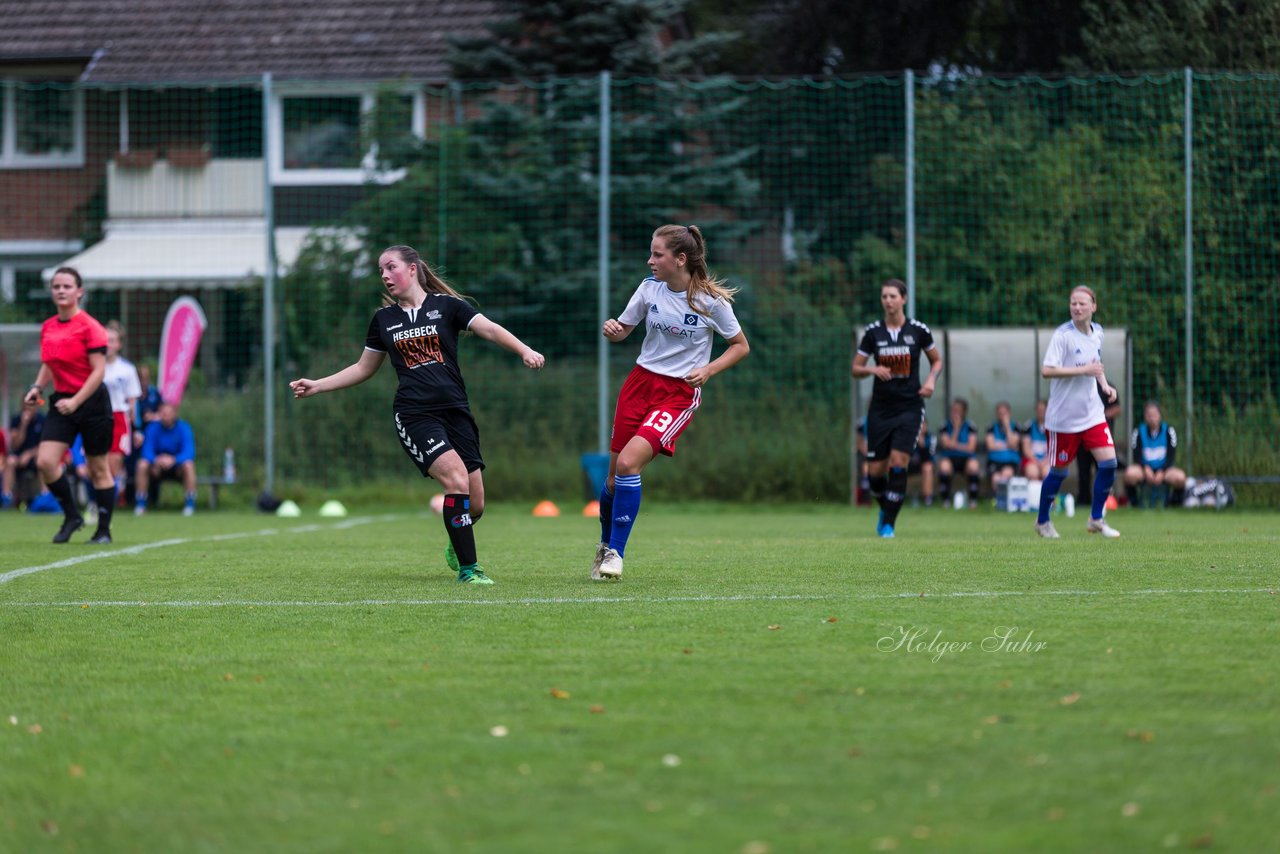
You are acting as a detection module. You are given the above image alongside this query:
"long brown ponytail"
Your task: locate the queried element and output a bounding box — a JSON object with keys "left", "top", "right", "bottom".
{"left": 652, "top": 225, "right": 737, "bottom": 315}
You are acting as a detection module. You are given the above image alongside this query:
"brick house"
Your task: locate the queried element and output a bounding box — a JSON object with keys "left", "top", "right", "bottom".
{"left": 0, "top": 0, "right": 496, "bottom": 383}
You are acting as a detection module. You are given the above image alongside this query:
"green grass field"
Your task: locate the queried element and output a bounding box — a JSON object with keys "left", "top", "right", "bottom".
{"left": 2, "top": 502, "right": 1278, "bottom": 852}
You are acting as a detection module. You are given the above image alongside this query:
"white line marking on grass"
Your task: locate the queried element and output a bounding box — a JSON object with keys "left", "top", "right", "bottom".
{"left": 891, "top": 587, "right": 1277, "bottom": 599}
{"left": 0, "top": 514, "right": 407, "bottom": 586}
{"left": 0, "top": 540, "right": 189, "bottom": 586}
{"left": 1, "top": 589, "right": 1272, "bottom": 608}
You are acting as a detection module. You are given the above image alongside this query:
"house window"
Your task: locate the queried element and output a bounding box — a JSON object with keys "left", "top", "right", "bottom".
{"left": 283, "top": 96, "right": 362, "bottom": 170}
{"left": 1, "top": 82, "right": 85, "bottom": 168}
{"left": 270, "top": 89, "right": 421, "bottom": 186}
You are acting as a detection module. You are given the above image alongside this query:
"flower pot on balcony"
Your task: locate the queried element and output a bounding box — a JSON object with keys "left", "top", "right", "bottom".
{"left": 166, "top": 146, "right": 211, "bottom": 168}
{"left": 114, "top": 149, "right": 157, "bottom": 169}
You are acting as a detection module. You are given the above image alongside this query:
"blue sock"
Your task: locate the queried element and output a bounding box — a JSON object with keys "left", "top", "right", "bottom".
{"left": 1092, "top": 459, "right": 1117, "bottom": 519}
{"left": 1037, "top": 467, "right": 1069, "bottom": 524}
{"left": 598, "top": 485, "right": 615, "bottom": 544}
{"left": 608, "top": 474, "right": 642, "bottom": 558}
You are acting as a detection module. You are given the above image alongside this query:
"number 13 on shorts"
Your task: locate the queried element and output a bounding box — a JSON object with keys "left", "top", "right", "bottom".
{"left": 643, "top": 410, "right": 675, "bottom": 431}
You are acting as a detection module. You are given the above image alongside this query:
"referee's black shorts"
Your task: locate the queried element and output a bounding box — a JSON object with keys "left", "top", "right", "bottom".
{"left": 41, "top": 386, "right": 113, "bottom": 456}
{"left": 865, "top": 403, "right": 925, "bottom": 462}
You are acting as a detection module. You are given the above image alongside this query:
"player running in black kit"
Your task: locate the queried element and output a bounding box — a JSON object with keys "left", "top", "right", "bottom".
{"left": 290, "top": 245, "right": 544, "bottom": 584}
{"left": 851, "top": 279, "right": 943, "bottom": 538}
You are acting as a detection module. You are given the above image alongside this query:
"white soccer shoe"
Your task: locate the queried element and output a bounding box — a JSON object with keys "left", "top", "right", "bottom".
{"left": 1086, "top": 518, "right": 1120, "bottom": 538}
{"left": 589, "top": 542, "right": 609, "bottom": 581}
{"left": 1035, "top": 521, "right": 1061, "bottom": 539}
{"left": 595, "top": 547, "right": 624, "bottom": 580}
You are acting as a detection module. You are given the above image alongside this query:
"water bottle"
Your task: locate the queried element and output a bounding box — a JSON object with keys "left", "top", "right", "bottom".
{"left": 223, "top": 447, "right": 236, "bottom": 484}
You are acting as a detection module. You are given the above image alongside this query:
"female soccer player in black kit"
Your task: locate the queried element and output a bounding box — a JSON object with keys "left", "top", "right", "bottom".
{"left": 850, "top": 279, "right": 943, "bottom": 538}
{"left": 290, "top": 245, "right": 544, "bottom": 584}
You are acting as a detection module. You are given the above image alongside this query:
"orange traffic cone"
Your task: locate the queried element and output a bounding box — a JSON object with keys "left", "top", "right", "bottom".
{"left": 1104, "top": 494, "right": 1119, "bottom": 511}
{"left": 532, "top": 500, "right": 560, "bottom": 517}
{"left": 582, "top": 500, "right": 600, "bottom": 517}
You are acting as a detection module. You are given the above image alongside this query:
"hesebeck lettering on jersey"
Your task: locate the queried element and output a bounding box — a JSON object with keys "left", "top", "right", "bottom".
{"left": 393, "top": 325, "right": 444, "bottom": 368}
{"left": 393, "top": 325, "right": 436, "bottom": 341}
{"left": 876, "top": 344, "right": 912, "bottom": 378}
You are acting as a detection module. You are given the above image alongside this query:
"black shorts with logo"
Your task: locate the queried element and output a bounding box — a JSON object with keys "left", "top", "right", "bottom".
{"left": 41, "top": 386, "right": 113, "bottom": 456}
{"left": 865, "top": 402, "right": 925, "bottom": 462}
{"left": 395, "top": 407, "right": 485, "bottom": 478}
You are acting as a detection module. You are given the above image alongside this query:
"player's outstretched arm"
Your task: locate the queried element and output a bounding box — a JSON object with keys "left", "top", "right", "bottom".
{"left": 469, "top": 315, "right": 544, "bottom": 369}
{"left": 290, "top": 349, "right": 385, "bottom": 399}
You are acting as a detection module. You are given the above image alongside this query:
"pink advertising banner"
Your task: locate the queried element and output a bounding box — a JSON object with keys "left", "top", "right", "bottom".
{"left": 157, "top": 296, "right": 207, "bottom": 408}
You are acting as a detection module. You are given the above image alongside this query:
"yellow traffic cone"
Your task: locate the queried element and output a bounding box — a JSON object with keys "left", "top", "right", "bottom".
{"left": 532, "top": 500, "right": 560, "bottom": 517}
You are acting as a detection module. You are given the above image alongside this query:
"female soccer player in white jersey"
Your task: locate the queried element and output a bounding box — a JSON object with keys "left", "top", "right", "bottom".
{"left": 591, "top": 225, "right": 750, "bottom": 580}
{"left": 1035, "top": 285, "right": 1121, "bottom": 539}
{"left": 102, "top": 321, "right": 142, "bottom": 501}
{"left": 290, "top": 245, "right": 545, "bottom": 584}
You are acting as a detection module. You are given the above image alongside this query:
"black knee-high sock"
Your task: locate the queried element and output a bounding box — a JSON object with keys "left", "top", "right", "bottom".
{"left": 48, "top": 473, "right": 81, "bottom": 521}
{"left": 868, "top": 474, "right": 888, "bottom": 510}
{"left": 93, "top": 485, "right": 116, "bottom": 534}
{"left": 967, "top": 474, "right": 980, "bottom": 501}
{"left": 442, "top": 493, "right": 477, "bottom": 566}
{"left": 884, "top": 467, "right": 909, "bottom": 526}
{"left": 939, "top": 473, "right": 952, "bottom": 499}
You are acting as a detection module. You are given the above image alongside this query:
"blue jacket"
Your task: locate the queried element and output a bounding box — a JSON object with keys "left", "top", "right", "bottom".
{"left": 142, "top": 419, "right": 196, "bottom": 465}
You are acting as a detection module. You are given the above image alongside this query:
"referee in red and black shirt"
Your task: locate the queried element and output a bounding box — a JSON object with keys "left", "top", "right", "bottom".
{"left": 23, "top": 267, "right": 116, "bottom": 544}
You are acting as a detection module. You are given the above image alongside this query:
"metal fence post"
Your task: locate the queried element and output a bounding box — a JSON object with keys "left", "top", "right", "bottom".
{"left": 905, "top": 69, "right": 916, "bottom": 319}
{"left": 1184, "top": 66, "right": 1194, "bottom": 475}
{"left": 597, "top": 70, "right": 611, "bottom": 455}
{"left": 262, "top": 71, "right": 276, "bottom": 493}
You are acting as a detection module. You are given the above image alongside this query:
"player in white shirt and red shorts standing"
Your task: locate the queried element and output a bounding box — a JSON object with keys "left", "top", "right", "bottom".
{"left": 591, "top": 225, "right": 750, "bottom": 580}
{"left": 1035, "top": 285, "right": 1121, "bottom": 539}
{"left": 102, "top": 321, "right": 143, "bottom": 504}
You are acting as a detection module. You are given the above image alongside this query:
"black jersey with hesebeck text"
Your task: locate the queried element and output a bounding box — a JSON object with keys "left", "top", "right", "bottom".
{"left": 857, "top": 318, "right": 936, "bottom": 407}
{"left": 365, "top": 293, "right": 479, "bottom": 415}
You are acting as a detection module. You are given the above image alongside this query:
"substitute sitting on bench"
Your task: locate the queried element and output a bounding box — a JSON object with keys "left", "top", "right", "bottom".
{"left": 135, "top": 402, "right": 198, "bottom": 516}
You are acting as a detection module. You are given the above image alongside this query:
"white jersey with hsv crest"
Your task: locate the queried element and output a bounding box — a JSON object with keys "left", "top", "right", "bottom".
{"left": 617, "top": 276, "right": 741, "bottom": 379}
{"left": 1043, "top": 319, "right": 1107, "bottom": 433}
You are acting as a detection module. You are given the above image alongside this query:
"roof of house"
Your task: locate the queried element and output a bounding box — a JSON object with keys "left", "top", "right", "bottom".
{"left": 0, "top": 0, "right": 498, "bottom": 83}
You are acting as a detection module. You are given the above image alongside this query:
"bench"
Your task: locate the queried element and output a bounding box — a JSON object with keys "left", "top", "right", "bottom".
{"left": 196, "top": 475, "right": 232, "bottom": 510}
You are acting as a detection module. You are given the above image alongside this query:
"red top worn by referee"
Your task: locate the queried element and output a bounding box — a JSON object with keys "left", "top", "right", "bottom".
{"left": 590, "top": 224, "right": 750, "bottom": 582}
{"left": 23, "top": 267, "right": 118, "bottom": 545}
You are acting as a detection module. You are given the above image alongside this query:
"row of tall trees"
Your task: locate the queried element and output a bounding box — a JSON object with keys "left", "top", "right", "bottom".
{"left": 452, "top": 0, "right": 1280, "bottom": 78}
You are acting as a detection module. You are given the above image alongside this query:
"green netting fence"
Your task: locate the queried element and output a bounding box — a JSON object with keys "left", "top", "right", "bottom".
{"left": 2, "top": 72, "right": 1277, "bottom": 506}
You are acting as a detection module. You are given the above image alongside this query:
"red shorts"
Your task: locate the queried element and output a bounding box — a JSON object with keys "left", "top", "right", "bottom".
{"left": 111, "top": 412, "right": 131, "bottom": 456}
{"left": 1047, "top": 422, "right": 1114, "bottom": 468}
{"left": 611, "top": 365, "right": 700, "bottom": 457}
